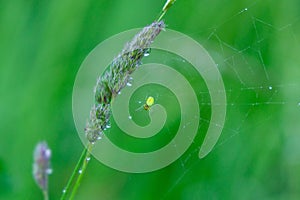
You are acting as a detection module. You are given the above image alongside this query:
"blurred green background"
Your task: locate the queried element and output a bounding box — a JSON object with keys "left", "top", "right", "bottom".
{"left": 1, "top": 0, "right": 300, "bottom": 199}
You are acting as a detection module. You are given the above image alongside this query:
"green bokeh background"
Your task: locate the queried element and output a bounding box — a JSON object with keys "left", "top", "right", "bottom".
{"left": 1, "top": 0, "right": 300, "bottom": 199}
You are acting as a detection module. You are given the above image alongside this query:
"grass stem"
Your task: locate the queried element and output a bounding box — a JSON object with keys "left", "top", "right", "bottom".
{"left": 69, "top": 143, "right": 93, "bottom": 200}
{"left": 60, "top": 143, "right": 92, "bottom": 200}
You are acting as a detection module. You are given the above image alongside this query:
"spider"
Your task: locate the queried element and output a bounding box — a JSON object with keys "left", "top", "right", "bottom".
{"left": 143, "top": 96, "right": 155, "bottom": 111}
{"left": 135, "top": 96, "right": 156, "bottom": 111}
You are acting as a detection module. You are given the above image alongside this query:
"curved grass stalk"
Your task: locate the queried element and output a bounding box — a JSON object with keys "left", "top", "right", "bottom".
{"left": 60, "top": 0, "right": 176, "bottom": 199}
{"left": 60, "top": 144, "right": 91, "bottom": 200}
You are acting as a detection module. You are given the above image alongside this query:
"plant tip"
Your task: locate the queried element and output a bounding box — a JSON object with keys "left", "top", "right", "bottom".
{"left": 163, "top": 0, "right": 176, "bottom": 12}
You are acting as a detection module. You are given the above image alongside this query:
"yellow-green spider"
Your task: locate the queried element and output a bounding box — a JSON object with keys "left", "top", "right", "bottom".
{"left": 143, "top": 96, "right": 155, "bottom": 111}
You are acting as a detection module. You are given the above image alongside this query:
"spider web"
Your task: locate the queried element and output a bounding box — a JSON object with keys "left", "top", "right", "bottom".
{"left": 113, "top": 1, "right": 300, "bottom": 199}
{"left": 157, "top": 2, "right": 300, "bottom": 199}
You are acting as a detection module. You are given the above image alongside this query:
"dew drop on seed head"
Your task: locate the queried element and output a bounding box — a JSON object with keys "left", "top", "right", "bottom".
{"left": 86, "top": 157, "right": 91, "bottom": 161}
{"left": 46, "top": 168, "right": 53, "bottom": 174}
{"left": 245, "top": 8, "right": 248, "bottom": 11}
{"left": 128, "top": 115, "right": 132, "bottom": 119}
{"left": 97, "top": 136, "right": 102, "bottom": 140}
{"left": 118, "top": 91, "right": 121, "bottom": 95}
{"left": 268, "top": 86, "right": 272, "bottom": 90}
{"left": 144, "top": 48, "right": 151, "bottom": 57}
{"left": 127, "top": 82, "right": 132, "bottom": 87}
{"left": 45, "top": 149, "right": 51, "bottom": 158}
{"left": 62, "top": 189, "right": 66, "bottom": 194}
{"left": 298, "top": 102, "right": 300, "bottom": 106}
{"left": 78, "top": 169, "right": 82, "bottom": 174}
{"left": 106, "top": 124, "right": 111, "bottom": 129}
